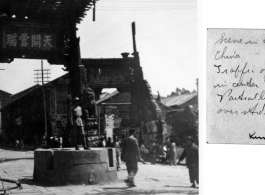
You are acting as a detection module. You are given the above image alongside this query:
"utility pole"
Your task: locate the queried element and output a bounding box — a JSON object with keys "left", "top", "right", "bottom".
{"left": 41, "top": 60, "right": 48, "bottom": 144}
{"left": 34, "top": 61, "right": 50, "bottom": 147}
{"left": 34, "top": 68, "right": 50, "bottom": 85}
{"left": 93, "top": 0, "right": 96, "bottom": 22}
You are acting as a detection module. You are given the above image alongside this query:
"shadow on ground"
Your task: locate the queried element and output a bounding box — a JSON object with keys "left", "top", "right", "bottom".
{"left": 0, "top": 158, "right": 33, "bottom": 164}
{"left": 19, "top": 178, "right": 34, "bottom": 185}
{"left": 0, "top": 147, "right": 34, "bottom": 152}
{"left": 93, "top": 189, "right": 198, "bottom": 195}
{"left": 164, "top": 185, "right": 198, "bottom": 188}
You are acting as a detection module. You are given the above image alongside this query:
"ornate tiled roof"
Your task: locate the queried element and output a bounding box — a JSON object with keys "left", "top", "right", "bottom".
{"left": 0, "top": 0, "right": 97, "bottom": 24}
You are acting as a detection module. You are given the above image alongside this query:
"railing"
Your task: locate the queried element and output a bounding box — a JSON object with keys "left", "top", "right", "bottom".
{"left": 0, "top": 177, "right": 23, "bottom": 195}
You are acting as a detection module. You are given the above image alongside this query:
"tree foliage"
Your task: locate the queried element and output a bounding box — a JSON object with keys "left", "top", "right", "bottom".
{"left": 168, "top": 87, "right": 193, "bottom": 97}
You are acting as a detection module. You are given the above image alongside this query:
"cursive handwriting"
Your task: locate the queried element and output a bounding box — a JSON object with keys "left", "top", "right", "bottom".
{"left": 214, "top": 83, "right": 228, "bottom": 88}
{"left": 215, "top": 33, "right": 243, "bottom": 44}
{"left": 214, "top": 63, "right": 254, "bottom": 82}
{"left": 241, "top": 103, "right": 265, "bottom": 115}
{"left": 249, "top": 132, "right": 265, "bottom": 140}
{"left": 245, "top": 40, "right": 258, "bottom": 44}
{"left": 216, "top": 89, "right": 265, "bottom": 102}
{"left": 217, "top": 108, "right": 238, "bottom": 115}
{"left": 230, "top": 63, "right": 254, "bottom": 81}
{"left": 215, "top": 46, "right": 240, "bottom": 60}
{"left": 232, "top": 77, "right": 258, "bottom": 88}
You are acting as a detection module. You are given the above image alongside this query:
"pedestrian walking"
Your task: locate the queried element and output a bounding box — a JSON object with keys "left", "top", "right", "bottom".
{"left": 158, "top": 144, "right": 167, "bottom": 164}
{"left": 165, "top": 137, "right": 171, "bottom": 164}
{"left": 178, "top": 136, "right": 199, "bottom": 188}
{"left": 149, "top": 140, "right": 158, "bottom": 164}
{"left": 20, "top": 139, "right": 24, "bottom": 151}
{"left": 114, "top": 136, "right": 122, "bottom": 170}
{"left": 123, "top": 128, "right": 143, "bottom": 187}
{"left": 140, "top": 143, "right": 147, "bottom": 164}
{"left": 15, "top": 140, "right": 19, "bottom": 149}
{"left": 169, "top": 142, "right": 177, "bottom": 166}
{"left": 120, "top": 136, "right": 125, "bottom": 161}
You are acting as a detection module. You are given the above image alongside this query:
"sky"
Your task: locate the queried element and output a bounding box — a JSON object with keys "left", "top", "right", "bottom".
{"left": 0, "top": 0, "right": 197, "bottom": 97}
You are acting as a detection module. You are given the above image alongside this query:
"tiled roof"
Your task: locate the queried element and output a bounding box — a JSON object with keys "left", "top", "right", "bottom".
{"left": 10, "top": 84, "right": 41, "bottom": 102}
{"left": 0, "top": 0, "right": 97, "bottom": 24}
{"left": 161, "top": 92, "right": 197, "bottom": 107}
{"left": 0, "top": 90, "right": 12, "bottom": 97}
{"left": 96, "top": 91, "right": 120, "bottom": 104}
{"left": 96, "top": 90, "right": 167, "bottom": 105}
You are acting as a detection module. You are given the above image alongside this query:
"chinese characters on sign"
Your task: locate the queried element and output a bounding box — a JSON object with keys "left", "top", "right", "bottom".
{"left": 2, "top": 30, "right": 56, "bottom": 50}
{"left": 88, "top": 68, "right": 128, "bottom": 82}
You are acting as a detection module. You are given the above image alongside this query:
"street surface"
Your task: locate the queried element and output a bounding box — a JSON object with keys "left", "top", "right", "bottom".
{"left": 0, "top": 149, "right": 199, "bottom": 195}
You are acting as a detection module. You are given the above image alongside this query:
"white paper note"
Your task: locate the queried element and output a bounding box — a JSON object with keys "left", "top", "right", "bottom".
{"left": 207, "top": 28, "right": 265, "bottom": 144}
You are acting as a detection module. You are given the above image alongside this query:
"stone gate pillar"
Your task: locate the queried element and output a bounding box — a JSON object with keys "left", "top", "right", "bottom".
{"left": 129, "top": 54, "right": 162, "bottom": 144}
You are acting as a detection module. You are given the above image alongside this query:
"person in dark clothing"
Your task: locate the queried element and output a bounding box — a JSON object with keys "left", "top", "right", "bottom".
{"left": 123, "top": 129, "right": 143, "bottom": 187}
{"left": 178, "top": 136, "right": 199, "bottom": 188}
{"left": 33, "top": 135, "right": 38, "bottom": 149}
{"left": 106, "top": 137, "right": 114, "bottom": 147}
{"left": 41, "top": 135, "right": 47, "bottom": 149}
{"left": 165, "top": 137, "right": 171, "bottom": 164}
{"left": 114, "top": 136, "right": 122, "bottom": 170}
{"left": 20, "top": 138, "right": 24, "bottom": 151}
{"left": 149, "top": 140, "right": 158, "bottom": 164}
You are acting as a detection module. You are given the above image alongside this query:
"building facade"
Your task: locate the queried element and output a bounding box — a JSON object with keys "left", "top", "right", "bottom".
{"left": 0, "top": 90, "right": 12, "bottom": 134}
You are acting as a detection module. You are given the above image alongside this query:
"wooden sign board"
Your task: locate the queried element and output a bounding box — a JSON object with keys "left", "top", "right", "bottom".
{"left": 0, "top": 21, "right": 65, "bottom": 60}
{"left": 88, "top": 68, "right": 129, "bottom": 83}
{"left": 87, "top": 68, "right": 130, "bottom": 89}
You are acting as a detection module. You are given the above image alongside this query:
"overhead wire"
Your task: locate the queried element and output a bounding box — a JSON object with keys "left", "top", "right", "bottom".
{"left": 90, "top": 19, "right": 196, "bottom": 57}
{"left": 82, "top": 0, "right": 193, "bottom": 56}
{"left": 97, "top": 6, "right": 196, "bottom": 10}
{"left": 88, "top": 17, "right": 194, "bottom": 57}
{"left": 0, "top": 76, "right": 17, "bottom": 92}
{"left": 101, "top": 0, "right": 196, "bottom": 2}
{"left": 81, "top": 0, "right": 152, "bottom": 54}
{"left": 81, "top": 8, "right": 141, "bottom": 52}
{"left": 81, "top": 0, "right": 194, "bottom": 48}
{"left": 0, "top": 1, "right": 196, "bottom": 93}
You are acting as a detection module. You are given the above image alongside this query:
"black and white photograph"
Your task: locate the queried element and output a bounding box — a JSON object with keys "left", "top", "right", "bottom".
{"left": 0, "top": 0, "right": 198, "bottom": 194}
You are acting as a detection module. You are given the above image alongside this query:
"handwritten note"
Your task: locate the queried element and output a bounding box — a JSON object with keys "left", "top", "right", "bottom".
{"left": 207, "top": 29, "right": 265, "bottom": 144}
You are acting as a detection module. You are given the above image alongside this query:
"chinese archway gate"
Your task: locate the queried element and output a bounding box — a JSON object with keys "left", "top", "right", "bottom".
{"left": 0, "top": 0, "right": 162, "bottom": 144}
{"left": 0, "top": 0, "right": 96, "bottom": 98}
{"left": 81, "top": 22, "right": 162, "bottom": 144}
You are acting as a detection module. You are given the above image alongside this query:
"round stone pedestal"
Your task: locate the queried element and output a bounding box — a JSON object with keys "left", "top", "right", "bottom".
{"left": 33, "top": 148, "right": 118, "bottom": 186}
